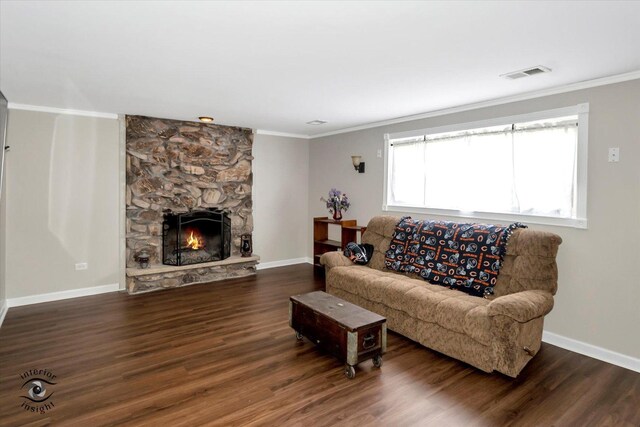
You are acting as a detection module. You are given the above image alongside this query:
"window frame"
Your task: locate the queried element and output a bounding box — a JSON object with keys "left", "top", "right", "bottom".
{"left": 383, "top": 103, "right": 589, "bottom": 229}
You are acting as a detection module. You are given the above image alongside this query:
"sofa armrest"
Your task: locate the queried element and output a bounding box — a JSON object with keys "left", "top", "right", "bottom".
{"left": 320, "top": 251, "right": 352, "bottom": 269}
{"left": 488, "top": 290, "right": 554, "bottom": 323}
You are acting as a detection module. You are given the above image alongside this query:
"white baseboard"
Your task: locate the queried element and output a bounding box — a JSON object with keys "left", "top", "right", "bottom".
{"left": 543, "top": 331, "right": 640, "bottom": 373}
{"left": 257, "top": 257, "right": 313, "bottom": 270}
{"left": 0, "top": 299, "right": 7, "bottom": 328}
{"left": 6, "top": 283, "right": 120, "bottom": 308}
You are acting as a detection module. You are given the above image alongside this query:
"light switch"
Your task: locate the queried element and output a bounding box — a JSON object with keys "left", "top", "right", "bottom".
{"left": 608, "top": 147, "right": 620, "bottom": 162}
{"left": 377, "top": 149, "right": 382, "bottom": 158}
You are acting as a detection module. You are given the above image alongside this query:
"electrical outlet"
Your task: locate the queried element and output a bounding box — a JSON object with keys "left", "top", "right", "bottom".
{"left": 377, "top": 149, "right": 382, "bottom": 158}
{"left": 75, "top": 263, "right": 88, "bottom": 271}
{"left": 608, "top": 147, "right": 620, "bottom": 162}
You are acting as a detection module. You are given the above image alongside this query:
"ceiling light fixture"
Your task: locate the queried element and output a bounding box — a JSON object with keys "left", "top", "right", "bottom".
{"left": 306, "top": 120, "right": 328, "bottom": 125}
{"left": 500, "top": 65, "right": 551, "bottom": 80}
{"left": 198, "top": 116, "right": 214, "bottom": 123}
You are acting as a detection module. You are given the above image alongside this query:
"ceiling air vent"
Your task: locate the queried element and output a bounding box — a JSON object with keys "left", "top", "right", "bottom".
{"left": 501, "top": 65, "right": 551, "bottom": 80}
{"left": 306, "top": 120, "right": 328, "bottom": 125}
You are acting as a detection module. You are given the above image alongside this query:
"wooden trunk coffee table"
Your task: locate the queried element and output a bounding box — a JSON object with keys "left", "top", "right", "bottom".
{"left": 289, "top": 291, "right": 387, "bottom": 379}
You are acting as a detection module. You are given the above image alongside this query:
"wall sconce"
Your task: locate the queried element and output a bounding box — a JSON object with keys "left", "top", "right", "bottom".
{"left": 351, "top": 155, "right": 365, "bottom": 173}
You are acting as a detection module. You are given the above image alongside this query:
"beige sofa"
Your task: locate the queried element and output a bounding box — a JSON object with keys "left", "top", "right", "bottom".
{"left": 320, "top": 215, "right": 562, "bottom": 377}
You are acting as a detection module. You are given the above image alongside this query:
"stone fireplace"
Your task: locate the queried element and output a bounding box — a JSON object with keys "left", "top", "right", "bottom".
{"left": 125, "top": 115, "right": 258, "bottom": 293}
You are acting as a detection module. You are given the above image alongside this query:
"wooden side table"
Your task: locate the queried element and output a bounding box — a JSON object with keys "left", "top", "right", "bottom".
{"left": 313, "top": 217, "right": 366, "bottom": 272}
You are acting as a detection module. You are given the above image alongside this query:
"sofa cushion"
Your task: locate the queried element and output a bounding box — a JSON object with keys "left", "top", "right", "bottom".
{"left": 433, "top": 294, "right": 490, "bottom": 335}
{"left": 328, "top": 265, "right": 492, "bottom": 345}
{"left": 363, "top": 216, "right": 401, "bottom": 272}
{"left": 329, "top": 265, "right": 373, "bottom": 298}
{"left": 402, "top": 286, "right": 452, "bottom": 323}
{"left": 328, "top": 265, "right": 424, "bottom": 312}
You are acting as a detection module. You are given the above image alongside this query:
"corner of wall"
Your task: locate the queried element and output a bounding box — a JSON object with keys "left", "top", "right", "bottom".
{"left": 253, "top": 133, "right": 311, "bottom": 264}
{"left": 0, "top": 299, "right": 7, "bottom": 328}
{"left": 118, "top": 114, "right": 127, "bottom": 290}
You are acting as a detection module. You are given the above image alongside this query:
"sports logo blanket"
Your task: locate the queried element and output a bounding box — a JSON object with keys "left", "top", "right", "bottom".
{"left": 384, "top": 217, "right": 525, "bottom": 297}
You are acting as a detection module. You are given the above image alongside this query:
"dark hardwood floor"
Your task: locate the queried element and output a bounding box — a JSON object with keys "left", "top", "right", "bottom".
{"left": 1, "top": 264, "right": 638, "bottom": 426}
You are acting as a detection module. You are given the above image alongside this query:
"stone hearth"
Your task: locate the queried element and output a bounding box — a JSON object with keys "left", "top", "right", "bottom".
{"left": 125, "top": 115, "right": 256, "bottom": 293}
{"left": 126, "top": 255, "right": 260, "bottom": 293}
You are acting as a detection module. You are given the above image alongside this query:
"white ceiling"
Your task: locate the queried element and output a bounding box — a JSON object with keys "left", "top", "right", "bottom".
{"left": 1, "top": 1, "right": 640, "bottom": 137}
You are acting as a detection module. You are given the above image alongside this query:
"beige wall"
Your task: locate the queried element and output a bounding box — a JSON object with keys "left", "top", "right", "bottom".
{"left": 5, "top": 110, "right": 120, "bottom": 298}
{"left": 309, "top": 79, "right": 640, "bottom": 359}
{"left": 253, "top": 133, "right": 309, "bottom": 264}
{"left": 0, "top": 96, "right": 7, "bottom": 307}
{"left": 0, "top": 175, "right": 6, "bottom": 304}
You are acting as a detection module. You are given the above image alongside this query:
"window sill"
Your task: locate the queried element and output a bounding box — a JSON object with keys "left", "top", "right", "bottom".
{"left": 382, "top": 205, "right": 587, "bottom": 229}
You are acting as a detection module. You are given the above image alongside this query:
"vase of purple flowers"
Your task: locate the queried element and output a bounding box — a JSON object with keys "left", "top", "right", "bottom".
{"left": 321, "top": 188, "right": 350, "bottom": 221}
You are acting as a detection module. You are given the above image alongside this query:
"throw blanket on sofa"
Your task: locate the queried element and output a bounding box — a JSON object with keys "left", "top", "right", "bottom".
{"left": 384, "top": 217, "right": 526, "bottom": 297}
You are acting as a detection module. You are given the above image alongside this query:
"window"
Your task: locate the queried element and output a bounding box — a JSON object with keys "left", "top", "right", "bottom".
{"left": 383, "top": 104, "right": 588, "bottom": 228}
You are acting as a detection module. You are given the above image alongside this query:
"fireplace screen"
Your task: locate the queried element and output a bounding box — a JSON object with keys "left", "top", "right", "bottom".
{"left": 162, "top": 209, "right": 231, "bottom": 266}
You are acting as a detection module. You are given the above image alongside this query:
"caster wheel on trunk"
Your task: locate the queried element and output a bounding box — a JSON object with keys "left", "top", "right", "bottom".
{"left": 373, "top": 355, "right": 383, "bottom": 368}
{"left": 344, "top": 365, "right": 356, "bottom": 379}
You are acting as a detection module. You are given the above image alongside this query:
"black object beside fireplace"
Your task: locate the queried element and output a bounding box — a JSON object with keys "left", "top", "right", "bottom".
{"left": 162, "top": 208, "right": 231, "bottom": 266}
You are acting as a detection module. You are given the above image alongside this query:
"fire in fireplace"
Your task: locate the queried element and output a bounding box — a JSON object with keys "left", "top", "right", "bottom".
{"left": 162, "top": 208, "right": 231, "bottom": 266}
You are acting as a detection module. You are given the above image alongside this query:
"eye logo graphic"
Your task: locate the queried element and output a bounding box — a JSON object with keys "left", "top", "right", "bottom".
{"left": 19, "top": 369, "right": 57, "bottom": 414}
{"left": 23, "top": 379, "right": 54, "bottom": 402}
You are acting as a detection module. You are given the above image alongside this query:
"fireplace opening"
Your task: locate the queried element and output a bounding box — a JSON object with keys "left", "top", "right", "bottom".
{"left": 162, "top": 208, "right": 231, "bottom": 266}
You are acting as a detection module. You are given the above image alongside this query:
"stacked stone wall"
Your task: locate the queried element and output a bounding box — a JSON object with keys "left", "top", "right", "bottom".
{"left": 126, "top": 115, "right": 253, "bottom": 268}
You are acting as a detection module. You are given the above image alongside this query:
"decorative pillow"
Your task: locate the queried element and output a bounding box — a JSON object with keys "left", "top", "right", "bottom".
{"left": 344, "top": 242, "right": 374, "bottom": 265}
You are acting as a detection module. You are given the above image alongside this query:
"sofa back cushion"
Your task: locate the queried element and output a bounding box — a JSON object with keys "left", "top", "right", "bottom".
{"left": 362, "top": 216, "right": 398, "bottom": 271}
{"left": 362, "top": 215, "right": 562, "bottom": 297}
{"left": 382, "top": 216, "right": 421, "bottom": 271}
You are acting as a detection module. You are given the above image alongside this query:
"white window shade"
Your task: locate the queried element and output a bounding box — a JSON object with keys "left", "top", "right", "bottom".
{"left": 384, "top": 105, "right": 588, "bottom": 228}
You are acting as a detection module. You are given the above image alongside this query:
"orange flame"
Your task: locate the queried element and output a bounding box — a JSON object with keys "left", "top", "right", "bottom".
{"left": 187, "top": 231, "right": 204, "bottom": 250}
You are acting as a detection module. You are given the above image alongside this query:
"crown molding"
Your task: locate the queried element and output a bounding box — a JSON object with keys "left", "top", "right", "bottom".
{"left": 7, "top": 103, "right": 118, "bottom": 119}
{"left": 255, "top": 129, "right": 310, "bottom": 139}
{"left": 309, "top": 70, "right": 640, "bottom": 139}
